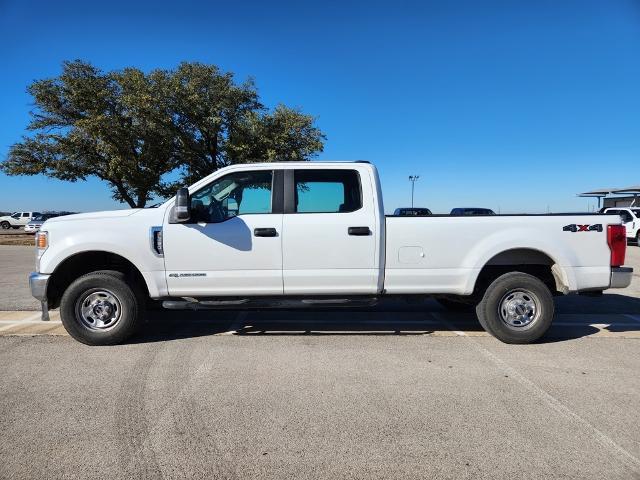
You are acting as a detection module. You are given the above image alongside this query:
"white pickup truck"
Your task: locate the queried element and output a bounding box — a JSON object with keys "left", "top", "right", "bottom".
{"left": 0, "top": 211, "right": 40, "bottom": 230}
{"left": 29, "top": 162, "right": 632, "bottom": 345}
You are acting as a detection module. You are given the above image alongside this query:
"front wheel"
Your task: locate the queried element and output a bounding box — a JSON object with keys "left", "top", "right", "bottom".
{"left": 0, "top": 221, "right": 10, "bottom": 230}
{"left": 60, "top": 270, "right": 143, "bottom": 345}
{"left": 476, "top": 272, "right": 554, "bottom": 344}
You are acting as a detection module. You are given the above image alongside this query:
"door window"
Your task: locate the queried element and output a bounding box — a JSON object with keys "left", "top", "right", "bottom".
{"left": 619, "top": 211, "right": 633, "bottom": 223}
{"left": 294, "top": 170, "right": 362, "bottom": 213}
{"left": 190, "top": 170, "right": 273, "bottom": 223}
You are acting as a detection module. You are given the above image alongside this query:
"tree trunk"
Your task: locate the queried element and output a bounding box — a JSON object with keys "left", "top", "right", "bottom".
{"left": 112, "top": 181, "right": 137, "bottom": 208}
{"left": 135, "top": 191, "right": 148, "bottom": 208}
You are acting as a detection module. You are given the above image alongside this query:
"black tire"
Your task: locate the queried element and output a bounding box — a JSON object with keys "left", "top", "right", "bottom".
{"left": 475, "top": 272, "right": 554, "bottom": 344}
{"left": 0, "top": 221, "right": 10, "bottom": 230}
{"left": 636, "top": 231, "right": 640, "bottom": 246}
{"left": 59, "top": 270, "right": 143, "bottom": 345}
{"left": 435, "top": 297, "right": 475, "bottom": 311}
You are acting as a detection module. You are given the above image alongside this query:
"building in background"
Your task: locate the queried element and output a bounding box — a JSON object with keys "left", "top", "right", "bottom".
{"left": 578, "top": 186, "right": 640, "bottom": 209}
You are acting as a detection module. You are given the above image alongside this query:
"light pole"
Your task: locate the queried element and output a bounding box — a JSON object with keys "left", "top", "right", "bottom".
{"left": 409, "top": 175, "right": 419, "bottom": 208}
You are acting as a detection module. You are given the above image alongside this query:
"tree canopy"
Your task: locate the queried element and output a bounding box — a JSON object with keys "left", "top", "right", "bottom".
{"left": 1, "top": 60, "right": 326, "bottom": 208}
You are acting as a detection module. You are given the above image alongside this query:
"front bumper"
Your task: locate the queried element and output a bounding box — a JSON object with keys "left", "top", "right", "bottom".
{"left": 29, "top": 272, "right": 50, "bottom": 302}
{"left": 610, "top": 267, "right": 633, "bottom": 289}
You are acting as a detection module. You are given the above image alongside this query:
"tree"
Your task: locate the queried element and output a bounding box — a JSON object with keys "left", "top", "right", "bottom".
{"left": 2, "top": 60, "right": 326, "bottom": 207}
{"left": 162, "top": 62, "right": 325, "bottom": 189}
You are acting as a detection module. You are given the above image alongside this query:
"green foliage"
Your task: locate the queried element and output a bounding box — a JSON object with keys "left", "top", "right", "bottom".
{"left": 2, "top": 60, "right": 326, "bottom": 207}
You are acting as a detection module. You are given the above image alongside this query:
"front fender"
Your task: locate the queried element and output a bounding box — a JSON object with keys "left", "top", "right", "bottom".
{"left": 39, "top": 217, "right": 167, "bottom": 298}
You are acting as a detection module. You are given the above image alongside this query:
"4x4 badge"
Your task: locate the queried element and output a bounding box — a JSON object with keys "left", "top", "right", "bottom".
{"left": 562, "top": 224, "right": 602, "bottom": 232}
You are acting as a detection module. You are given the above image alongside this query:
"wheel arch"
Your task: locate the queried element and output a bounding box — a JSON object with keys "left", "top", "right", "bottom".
{"left": 469, "top": 247, "right": 572, "bottom": 296}
{"left": 46, "top": 250, "right": 150, "bottom": 309}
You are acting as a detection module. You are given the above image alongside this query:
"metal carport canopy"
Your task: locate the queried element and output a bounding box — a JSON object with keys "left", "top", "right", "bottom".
{"left": 578, "top": 186, "right": 640, "bottom": 196}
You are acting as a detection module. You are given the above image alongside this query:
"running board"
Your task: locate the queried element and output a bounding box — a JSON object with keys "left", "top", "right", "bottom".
{"left": 162, "top": 296, "right": 379, "bottom": 310}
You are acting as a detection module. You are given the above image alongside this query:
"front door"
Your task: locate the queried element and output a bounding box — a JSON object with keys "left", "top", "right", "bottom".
{"left": 163, "top": 169, "right": 283, "bottom": 296}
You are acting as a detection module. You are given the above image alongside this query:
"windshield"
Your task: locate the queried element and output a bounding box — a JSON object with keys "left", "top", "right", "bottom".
{"left": 10, "top": 212, "right": 20, "bottom": 219}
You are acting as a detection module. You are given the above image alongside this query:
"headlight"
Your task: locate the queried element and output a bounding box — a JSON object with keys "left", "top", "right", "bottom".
{"left": 35, "top": 231, "right": 48, "bottom": 271}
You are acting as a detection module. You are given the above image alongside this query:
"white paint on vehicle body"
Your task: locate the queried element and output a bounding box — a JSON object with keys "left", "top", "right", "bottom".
{"left": 37, "top": 162, "right": 624, "bottom": 299}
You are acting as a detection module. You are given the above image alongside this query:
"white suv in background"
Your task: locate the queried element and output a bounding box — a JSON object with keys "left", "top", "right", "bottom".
{"left": 603, "top": 207, "right": 640, "bottom": 244}
{"left": 0, "top": 212, "right": 40, "bottom": 230}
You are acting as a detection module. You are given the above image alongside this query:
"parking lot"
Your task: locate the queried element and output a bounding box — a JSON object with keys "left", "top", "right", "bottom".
{"left": 1, "top": 244, "right": 639, "bottom": 479}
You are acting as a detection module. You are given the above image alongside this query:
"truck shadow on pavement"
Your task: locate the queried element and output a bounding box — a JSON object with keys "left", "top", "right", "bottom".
{"left": 131, "top": 294, "right": 640, "bottom": 344}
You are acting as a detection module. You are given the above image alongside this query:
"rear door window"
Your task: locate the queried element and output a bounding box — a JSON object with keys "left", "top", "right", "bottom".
{"left": 294, "top": 170, "right": 362, "bottom": 213}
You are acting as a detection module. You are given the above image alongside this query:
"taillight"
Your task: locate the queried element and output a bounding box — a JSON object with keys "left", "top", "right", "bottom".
{"left": 607, "top": 224, "right": 626, "bottom": 267}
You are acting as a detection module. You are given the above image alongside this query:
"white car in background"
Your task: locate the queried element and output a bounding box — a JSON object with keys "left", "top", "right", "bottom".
{"left": 603, "top": 208, "right": 640, "bottom": 244}
{"left": 0, "top": 211, "right": 40, "bottom": 230}
{"left": 24, "top": 213, "right": 64, "bottom": 234}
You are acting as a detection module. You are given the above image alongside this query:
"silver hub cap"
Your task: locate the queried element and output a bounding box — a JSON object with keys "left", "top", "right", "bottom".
{"left": 76, "top": 290, "right": 121, "bottom": 330}
{"left": 499, "top": 289, "right": 539, "bottom": 328}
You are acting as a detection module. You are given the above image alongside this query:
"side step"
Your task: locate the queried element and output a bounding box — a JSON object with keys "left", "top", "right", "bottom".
{"left": 162, "top": 296, "right": 379, "bottom": 310}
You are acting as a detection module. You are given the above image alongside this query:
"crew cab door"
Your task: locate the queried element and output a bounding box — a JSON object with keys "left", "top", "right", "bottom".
{"left": 18, "top": 212, "right": 31, "bottom": 225}
{"left": 282, "top": 167, "right": 380, "bottom": 294}
{"left": 163, "top": 169, "right": 284, "bottom": 296}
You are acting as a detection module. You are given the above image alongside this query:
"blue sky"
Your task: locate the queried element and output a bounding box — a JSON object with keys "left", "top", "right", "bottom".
{"left": 1, "top": 0, "right": 639, "bottom": 214}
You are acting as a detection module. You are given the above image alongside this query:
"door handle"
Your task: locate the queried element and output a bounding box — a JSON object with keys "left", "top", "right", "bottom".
{"left": 348, "top": 226, "right": 371, "bottom": 236}
{"left": 254, "top": 228, "right": 278, "bottom": 237}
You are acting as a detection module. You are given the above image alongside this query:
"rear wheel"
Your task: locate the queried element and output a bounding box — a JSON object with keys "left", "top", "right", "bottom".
{"left": 60, "top": 270, "right": 143, "bottom": 345}
{"left": 476, "top": 272, "right": 554, "bottom": 344}
{"left": 0, "top": 221, "right": 9, "bottom": 230}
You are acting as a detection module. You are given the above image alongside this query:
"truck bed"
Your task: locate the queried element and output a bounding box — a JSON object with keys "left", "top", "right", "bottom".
{"left": 383, "top": 214, "right": 619, "bottom": 295}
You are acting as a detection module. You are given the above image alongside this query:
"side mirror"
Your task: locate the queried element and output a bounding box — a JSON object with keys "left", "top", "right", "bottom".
{"left": 173, "top": 187, "right": 191, "bottom": 222}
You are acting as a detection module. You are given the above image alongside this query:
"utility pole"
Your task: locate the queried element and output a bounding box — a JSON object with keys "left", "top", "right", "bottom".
{"left": 409, "top": 175, "right": 419, "bottom": 208}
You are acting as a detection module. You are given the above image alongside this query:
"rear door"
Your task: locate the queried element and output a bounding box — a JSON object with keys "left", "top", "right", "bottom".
{"left": 281, "top": 167, "right": 379, "bottom": 294}
{"left": 19, "top": 212, "right": 31, "bottom": 225}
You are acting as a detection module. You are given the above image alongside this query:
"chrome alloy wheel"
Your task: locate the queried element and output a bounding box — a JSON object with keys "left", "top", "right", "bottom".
{"left": 498, "top": 289, "right": 540, "bottom": 328}
{"left": 75, "top": 290, "right": 122, "bottom": 330}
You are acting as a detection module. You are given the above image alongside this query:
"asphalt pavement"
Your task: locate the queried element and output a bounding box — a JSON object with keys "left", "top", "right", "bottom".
{"left": 0, "top": 245, "right": 38, "bottom": 310}
{"left": 1, "top": 321, "right": 639, "bottom": 479}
